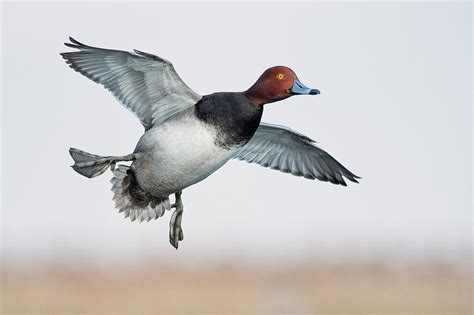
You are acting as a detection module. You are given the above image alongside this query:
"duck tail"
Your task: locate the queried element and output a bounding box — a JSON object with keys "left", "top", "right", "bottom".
{"left": 110, "top": 165, "right": 171, "bottom": 222}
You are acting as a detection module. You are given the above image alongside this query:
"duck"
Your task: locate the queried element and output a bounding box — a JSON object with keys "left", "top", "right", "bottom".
{"left": 61, "top": 37, "right": 360, "bottom": 249}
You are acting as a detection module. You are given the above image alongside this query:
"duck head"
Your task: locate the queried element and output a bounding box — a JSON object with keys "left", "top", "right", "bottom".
{"left": 245, "top": 66, "right": 320, "bottom": 106}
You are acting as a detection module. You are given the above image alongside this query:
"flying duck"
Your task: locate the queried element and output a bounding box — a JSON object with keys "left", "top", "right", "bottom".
{"left": 61, "top": 37, "right": 360, "bottom": 249}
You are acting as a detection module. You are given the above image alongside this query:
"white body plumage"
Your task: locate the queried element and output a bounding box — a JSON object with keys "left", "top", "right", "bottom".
{"left": 131, "top": 109, "right": 240, "bottom": 197}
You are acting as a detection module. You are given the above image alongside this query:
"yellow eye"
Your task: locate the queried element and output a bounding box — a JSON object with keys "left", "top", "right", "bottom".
{"left": 276, "top": 73, "right": 285, "bottom": 80}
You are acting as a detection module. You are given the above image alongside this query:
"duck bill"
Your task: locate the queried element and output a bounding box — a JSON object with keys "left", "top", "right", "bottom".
{"left": 290, "top": 79, "right": 320, "bottom": 95}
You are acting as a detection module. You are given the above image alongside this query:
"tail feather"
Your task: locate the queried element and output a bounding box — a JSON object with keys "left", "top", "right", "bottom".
{"left": 111, "top": 165, "right": 171, "bottom": 222}
{"left": 69, "top": 148, "right": 113, "bottom": 178}
{"left": 70, "top": 147, "right": 170, "bottom": 222}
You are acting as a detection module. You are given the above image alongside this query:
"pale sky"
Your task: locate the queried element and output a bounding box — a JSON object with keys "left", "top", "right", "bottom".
{"left": 1, "top": 2, "right": 471, "bottom": 267}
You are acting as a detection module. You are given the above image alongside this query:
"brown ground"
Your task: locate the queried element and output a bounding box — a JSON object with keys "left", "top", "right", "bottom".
{"left": 1, "top": 261, "right": 471, "bottom": 314}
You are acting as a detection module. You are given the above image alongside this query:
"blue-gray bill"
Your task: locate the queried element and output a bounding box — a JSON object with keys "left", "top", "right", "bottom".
{"left": 291, "top": 79, "right": 320, "bottom": 95}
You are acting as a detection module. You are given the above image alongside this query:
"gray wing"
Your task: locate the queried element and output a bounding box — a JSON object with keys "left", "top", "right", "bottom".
{"left": 234, "top": 123, "right": 360, "bottom": 186}
{"left": 60, "top": 37, "right": 201, "bottom": 130}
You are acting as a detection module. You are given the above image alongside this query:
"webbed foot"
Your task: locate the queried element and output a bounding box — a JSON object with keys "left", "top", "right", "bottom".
{"left": 169, "top": 191, "right": 184, "bottom": 249}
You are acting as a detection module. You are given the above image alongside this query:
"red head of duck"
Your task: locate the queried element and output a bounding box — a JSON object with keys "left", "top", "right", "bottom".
{"left": 245, "top": 66, "right": 320, "bottom": 106}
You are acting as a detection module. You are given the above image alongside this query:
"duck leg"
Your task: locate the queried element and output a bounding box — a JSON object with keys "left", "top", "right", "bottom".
{"left": 169, "top": 190, "right": 184, "bottom": 249}
{"left": 69, "top": 148, "right": 135, "bottom": 178}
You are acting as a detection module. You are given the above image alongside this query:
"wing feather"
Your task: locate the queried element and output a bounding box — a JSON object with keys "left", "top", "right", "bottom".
{"left": 61, "top": 37, "right": 201, "bottom": 130}
{"left": 234, "top": 123, "right": 360, "bottom": 186}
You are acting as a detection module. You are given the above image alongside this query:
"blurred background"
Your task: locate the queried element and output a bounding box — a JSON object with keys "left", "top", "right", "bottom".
{"left": 1, "top": 1, "right": 472, "bottom": 314}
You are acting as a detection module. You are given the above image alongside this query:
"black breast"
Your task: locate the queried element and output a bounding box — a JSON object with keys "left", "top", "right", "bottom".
{"left": 195, "top": 92, "right": 263, "bottom": 149}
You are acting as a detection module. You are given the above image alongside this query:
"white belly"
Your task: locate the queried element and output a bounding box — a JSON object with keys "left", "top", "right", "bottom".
{"left": 131, "top": 111, "right": 240, "bottom": 197}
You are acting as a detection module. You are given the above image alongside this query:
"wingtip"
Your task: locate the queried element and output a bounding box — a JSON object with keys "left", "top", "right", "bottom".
{"left": 347, "top": 176, "right": 360, "bottom": 184}
{"left": 64, "top": 36, "right": 75, "bottom": 48}
{"left": 69, "top": 36, "right": 83, "bottom": 46}
{"left": 64, "top": 37, "right": 90, "bottom": 49}
{"left": 350, "top": 173, "right": 362, "bottom": 182}
{"left": 59, "top": 51, "right": 74, "bottom": 59}
{"left": 64, "top": 43, "right": 78, "bottom": 49}
{"left": 342, "top": 167, "right": 361, "bottom": 184}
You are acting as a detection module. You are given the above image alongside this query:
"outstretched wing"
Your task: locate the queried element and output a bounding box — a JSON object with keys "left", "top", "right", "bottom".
{"left": 234, "top": 123, "right": 360, "bottom": 186}
{"left": 60, "top": 37, "right": 201, "bottom": 130}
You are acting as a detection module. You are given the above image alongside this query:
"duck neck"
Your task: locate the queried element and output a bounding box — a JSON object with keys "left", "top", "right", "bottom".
{"left": 195, "top": 92, "right": 263, "bottom": 149}
{"left": 244, "top": 84, "right": 267, "bottom": 106}
{"left": 245, "top": 84, "right": 291, "bottom": 106}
